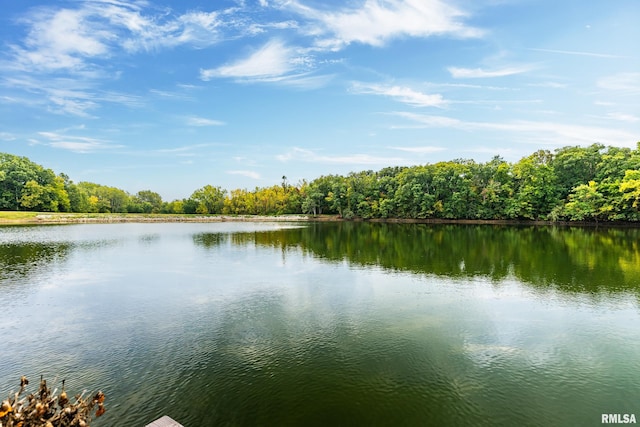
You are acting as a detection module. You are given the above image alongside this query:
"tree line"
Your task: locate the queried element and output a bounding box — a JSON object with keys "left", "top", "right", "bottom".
{"left": 2, "top": 142, "right": 640, "bottom": 221}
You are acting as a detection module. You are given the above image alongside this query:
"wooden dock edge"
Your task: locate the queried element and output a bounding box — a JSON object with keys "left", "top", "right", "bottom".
{"left": 145, "top": 415, "right": 184, "bottom": 427}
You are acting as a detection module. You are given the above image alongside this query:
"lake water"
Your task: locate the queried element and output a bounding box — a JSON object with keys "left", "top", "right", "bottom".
{"left": 1, "top": 222, "right": 639, "bottom": 426}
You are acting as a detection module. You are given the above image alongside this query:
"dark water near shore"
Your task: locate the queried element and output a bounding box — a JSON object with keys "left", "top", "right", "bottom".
{"left": 1, "top": 222, "right": 639, "bottom": 426}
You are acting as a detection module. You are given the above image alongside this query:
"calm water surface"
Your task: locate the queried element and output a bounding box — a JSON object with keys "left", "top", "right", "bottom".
{"left": 1, "top": 222, "right": 639, "bottom": 426}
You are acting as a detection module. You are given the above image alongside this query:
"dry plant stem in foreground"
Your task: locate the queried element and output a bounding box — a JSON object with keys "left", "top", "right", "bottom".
{"left": 0, "top": 376, "right": 105, "bottom": 427}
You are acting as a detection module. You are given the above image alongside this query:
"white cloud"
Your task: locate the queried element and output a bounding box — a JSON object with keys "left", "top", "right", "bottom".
{"left": 391, "top": 113, "right": 461, "bottom": 128}
{"left": 186, "top": 117, "right": 226, "bottom": 126}
{"left": 527, "top": 82, "right": 567, "bottom": 89}
{"left": 0, "top": 132, "right": 16, "bottom": 141}
{"left": 121, "top": 10, "right": 223, "bottom": 52}
{"left": 17, "top": 7, "right": 110, "bottom": 71}
{"left": 201, "top": 39, "right": 300, "bottom": 80}
{"left": 247, "top": 20, "right": 299, "bottom": 35}
{"left": 38, "top": 131, "right": 122, "bottom": 153}
{"left": 528, "top": 48, "right": 627, "bottom": 59}
{"left": 448, "top": 66, "right": 532, "bottom": 78}
{"left": 48, "top": 96, "right": 98, "bottom": 118}
{"left": 1, "top": 76, "right": 142, "bottom": 116}
{"left": 597, "top": 73, "right": 640, "bottom": 94}
{"left": 351, "top": 83, "right": 447, "bottom": 107}
{"left": 389, "top": 146, "right": 445, "bottom": 153}
{"left": 149, "top": 89, "right": 193, "bottom": 100}
{"left": 227, "top": 170, "right": 261, "bottom": 179}
{"left": 463, "top": 146, "right": 518, "bottom": 156}
{"left": 155, "top": 143, "right": 218, "bottom": 154}
{"left": 6, "top": 2, "right": 225, "bottom": 74}
{"left": 199, "top": 39, "right": 330, "bottom": 87}
{"left": 276, "top": 147, "right": 410, "bottom": 165}
{"left": 392, "top": 112, "right": 637, "bottom": 147}
{"left": 606, "top": 112, "right": 639, "bottom": 123}
{"left": 48, "top": 141, "right": 110, "bottom": 152}
{"left": 286, "top": 0, "right": 483, "bottom": 49}
{"left": 594, "top": 101, "right": 615, "bottom": 107}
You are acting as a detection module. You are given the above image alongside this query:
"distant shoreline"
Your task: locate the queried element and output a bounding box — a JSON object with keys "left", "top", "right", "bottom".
{"left": 0, "top": 213, "right": 316, "bottom": 224}
{"left": 1, "top": 212, "right": 639, "bottom": 227}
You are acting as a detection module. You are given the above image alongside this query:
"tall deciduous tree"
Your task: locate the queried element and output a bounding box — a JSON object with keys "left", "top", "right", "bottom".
{"left": 512, "top": 150, "right": 558, "bottom": 219}
{"left": 189, "top": 185, "right": 226, "bottom": 214}
{"left": 563, "top": 181, "right": 605, "bottom": 221}
{"left": 619, "top": 170, "right": 640, "bottom": 220}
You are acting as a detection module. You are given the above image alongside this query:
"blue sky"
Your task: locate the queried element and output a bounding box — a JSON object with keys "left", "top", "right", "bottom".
{"left": 1, "top": 0, "right": 639, "bottom": 201}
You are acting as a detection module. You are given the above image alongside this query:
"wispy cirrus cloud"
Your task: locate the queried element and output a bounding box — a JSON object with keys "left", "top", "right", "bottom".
{"left": 37, "top": 130, "right": 123, "bottom": 153}
{"left": 463, "top": 146, "right": 518, "bottom": 156}
{"left": 246, "top": 20, "right": 299, "bottom": 35}
{"left": 528, "top": 48, "right": 628, "bottom": 59}
{"left": 527, "top": 82, "right": 567, "bottom": 89}
{"left": 154, "top": 143, "right": 219, "bottom": 155}
{"left": 448, "top": 66, "right": 532, "bottom": 78}
{"left": 199, "top": 38, "right": 331, "bottom": 88}
{"left": 605, "top": 112, "right": 639, "bottom": 123}
{"left": 227, "top": 170, "right": 261, "bottom": 179}
{"left": 389, "top": 146, "right": 445, "bottom": 153}
{"left": 5, "top": 1, "right": 227, "bottom": 74}
{"left": 1, "top": 76, "right": 142, "bottom": 116}
{"left": 200, "top": 39, "right": 303, "bottom": 80}
{"left": 186, "top": 116, "right": 226, "bottom": 126}
{"left": 351, "top": 83, "right": 447, "bottom": 108}
{"left": 284, "top": 0, "right": 484, "bottom": 49}
{"left": 149, "top": 89, "right": 194, "bottom": 101}
{"left": 0, "top": 132, "right": 17, "bottom": 141}
{"left": 597, "top": 72, "right": 640, "bottom": 94}
{"left": 392, "top": 112, "right": 637, "bottom": 147}
{"left": 276, "top": 147, "right": 411, "bottom": 165}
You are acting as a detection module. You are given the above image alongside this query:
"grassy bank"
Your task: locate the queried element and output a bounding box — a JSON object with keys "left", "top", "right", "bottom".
{"left": 0, "top": 211, "right": 317, "bottom": 224}
{"left": 0, "top": 211, "right": 41, "bottom": 222}
{"left": 1, "top": 211, "right": 637, "bottom": 227}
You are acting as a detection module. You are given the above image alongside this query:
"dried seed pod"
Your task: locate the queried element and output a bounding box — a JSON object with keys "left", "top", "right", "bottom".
{"left": 0, "top": 399, "right": 13, "bottom": 417}
{"left": 95, "top": 403, "right": 105, "bottom": 417}
{"left": 59, "top": 390, "right": 69, "bottom": 406}
{"left": 93, "top": 391, "right": 105, "bottom": 404}
{"left": 20, "top": 376, "right": 29, "bottom": 387}
{"left": 35, "top": 402, "right": 46, "bottom": 416}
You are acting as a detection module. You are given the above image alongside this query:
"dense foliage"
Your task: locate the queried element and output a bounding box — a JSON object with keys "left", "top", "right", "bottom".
{"left": 2, "top": 143, "right": 640, "bottom": 221}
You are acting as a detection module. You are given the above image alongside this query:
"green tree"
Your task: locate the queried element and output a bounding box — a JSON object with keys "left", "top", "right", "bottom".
{"left": 619, "top": 170, "right": 640, "bottom": 220}
{"left": 552, "top": 144, "right": 603, "bottom": 200}
{"left": 300, "top": 180, "right": 326, "bottom": 215}
{"left": 324, "top": 175, "right": 349, "bottom": 218}
{"left": 189, "top": 185, "right": 226, "bottom": 214}
{"left": 162, "top": 199, "right": 184, "bottom": 214}
{"left": 393, "top": 166, "right": 435, "bottom": 218}
{"left": 303, "top": 175, "right": 341, "bottom": 215}
{"left": 0, "top": 153, "right": 70, "bottom": 211}
{"left": 129, "top": 190, "right": 163, "bottom": 213}
{"left": 512, "top": 150, "right": 558, "bottom": 219}
{"left": 76, "top": 182, "right": 129, "bottom": 213}
{"left": 563, "top": 181, "right": 605, "bottom": 221}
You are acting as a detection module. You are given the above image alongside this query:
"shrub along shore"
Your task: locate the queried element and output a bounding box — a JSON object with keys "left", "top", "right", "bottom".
{"left": 1, "top": 211, "right": 638, "bottom": 228}
{"left": 0, "top": 211, "right": 312, "bottom": 224}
